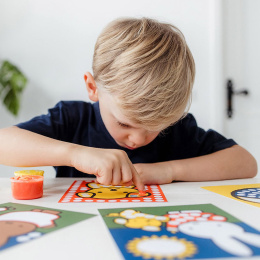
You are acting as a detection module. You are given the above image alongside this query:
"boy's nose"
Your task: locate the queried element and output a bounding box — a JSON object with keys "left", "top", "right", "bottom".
{"left": 128, "top": 131, "right": 146, "bottom": 147}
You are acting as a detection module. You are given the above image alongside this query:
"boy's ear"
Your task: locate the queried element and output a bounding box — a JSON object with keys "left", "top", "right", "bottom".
{"left": 84, "top": 72, "right": 99, "bottom": 102}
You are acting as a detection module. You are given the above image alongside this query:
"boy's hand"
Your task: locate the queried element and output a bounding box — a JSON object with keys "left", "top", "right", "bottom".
{"left": 134, "top": 162, "right": 174, "bottom": 185}
{"left": 70, "top": 146, "right": 144, "bottom": 191}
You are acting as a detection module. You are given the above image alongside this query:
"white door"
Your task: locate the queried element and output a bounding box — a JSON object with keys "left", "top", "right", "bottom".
{"left": 223, "top": 0, "right": 260, "bottom": 169}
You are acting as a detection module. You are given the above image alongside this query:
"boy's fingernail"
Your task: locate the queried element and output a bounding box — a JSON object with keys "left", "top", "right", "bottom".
{"left": 138, "top": 190, "right": 146, "bottom": 196}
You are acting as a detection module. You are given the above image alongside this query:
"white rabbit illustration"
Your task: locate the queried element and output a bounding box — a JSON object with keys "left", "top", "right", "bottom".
{"left": 178, "top": 221, "right": 260, "bottom": 256}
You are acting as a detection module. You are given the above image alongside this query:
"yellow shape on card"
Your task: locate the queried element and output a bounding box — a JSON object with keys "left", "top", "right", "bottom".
{"left": 202, "top": 183, "right": 260, "bottom": 208}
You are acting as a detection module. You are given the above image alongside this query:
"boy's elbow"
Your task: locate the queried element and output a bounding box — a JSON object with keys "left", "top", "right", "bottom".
{"left": 237, "top": 145, "right": 258, "bottom": 178}
{"left": 248, "top": 156, "right": 258, "bottom": 178}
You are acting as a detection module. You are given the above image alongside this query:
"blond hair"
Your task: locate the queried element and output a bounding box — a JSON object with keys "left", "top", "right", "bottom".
{"left": 93, "top": 17, "right": 195, "bottom": 131}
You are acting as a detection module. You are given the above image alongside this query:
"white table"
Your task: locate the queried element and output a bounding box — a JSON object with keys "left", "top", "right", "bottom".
{"left": 1, "top": 177, "right": 260, "bottom": 260}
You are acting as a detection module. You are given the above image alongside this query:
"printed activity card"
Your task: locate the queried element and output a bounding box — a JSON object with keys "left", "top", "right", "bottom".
{"left": 0, "top": 202, "right": 95, "bottom": 252}
{"left": 99, "top": 203, "right": 260, "bottom": 259}
{"left": 59, "top": 181, "right": 167, "bottom": 203}
{"left": 202, "top": 183, "right": 260, "bottom": 208}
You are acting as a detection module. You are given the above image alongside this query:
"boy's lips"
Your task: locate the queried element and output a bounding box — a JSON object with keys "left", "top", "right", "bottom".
{"left": 117, "top": 141, "right": 137, "bottom": 150}
{"left": 125, "top": 144, "right": 136, "bottom": 150}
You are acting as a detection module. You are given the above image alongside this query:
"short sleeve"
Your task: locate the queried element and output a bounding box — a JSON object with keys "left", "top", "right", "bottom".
{"left": 169, "top": 114, "right": 237, "bottom": 159}
{"left": 16, "top": 101, "right": 83, "bottom": 142}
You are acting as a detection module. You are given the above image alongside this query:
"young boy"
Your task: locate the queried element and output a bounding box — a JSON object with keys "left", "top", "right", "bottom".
{"left": 0, "top": 18, "right": 257, "bottom": 190}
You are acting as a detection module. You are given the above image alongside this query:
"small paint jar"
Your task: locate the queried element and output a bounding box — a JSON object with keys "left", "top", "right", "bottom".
{"left": 10, "top": 175, "right": 44, "bottom": 200}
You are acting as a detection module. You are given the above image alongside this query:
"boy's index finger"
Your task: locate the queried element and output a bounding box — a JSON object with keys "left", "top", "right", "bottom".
{"left": 131, "top": 167, "right": 145, "bottom": 192}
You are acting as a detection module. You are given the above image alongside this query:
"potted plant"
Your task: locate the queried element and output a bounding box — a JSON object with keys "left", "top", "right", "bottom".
{"left": 0, "top": 60, "right": 27, "bottom": 116}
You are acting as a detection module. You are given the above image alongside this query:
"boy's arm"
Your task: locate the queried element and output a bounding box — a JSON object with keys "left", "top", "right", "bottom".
{"left": 0, "top": 126, "right": 72, "bottom": 167}
{"left": 0, "top": 126, "right": 144, "bottom": 190}
{"left": 134, "top": 145, "right": 257, "bottom": 184}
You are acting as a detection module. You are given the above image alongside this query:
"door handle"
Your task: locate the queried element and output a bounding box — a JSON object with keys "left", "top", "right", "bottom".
{"left": 227, "top": 79, "right": 249, "bottom": 118}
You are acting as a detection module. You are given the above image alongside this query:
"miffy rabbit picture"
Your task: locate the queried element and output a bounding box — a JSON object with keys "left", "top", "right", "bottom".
{"left": 99, "top": 204, "right": 260, "bottom": 259}
{"left": 0, "top": 202, "right": 94, "bottom": 251}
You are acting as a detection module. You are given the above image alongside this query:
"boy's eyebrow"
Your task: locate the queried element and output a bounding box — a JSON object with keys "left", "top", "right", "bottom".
{"left": 114, "top": 115, "right": 164, "bottom": 132}
{"left": 118, "top": 121, "right": 129, "bottom": 125}
{"left": 113, "top": 114, "right": 135, "bottom": 128}
{"left": 117, "top": 119, "right": 133, "bottom": 127}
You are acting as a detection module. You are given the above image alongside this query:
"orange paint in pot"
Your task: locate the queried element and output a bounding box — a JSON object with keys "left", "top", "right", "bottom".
{"left": 10, "top": 175, "right": 44, "bottom": 200}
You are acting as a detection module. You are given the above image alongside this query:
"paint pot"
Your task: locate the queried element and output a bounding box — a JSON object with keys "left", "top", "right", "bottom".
{"left": 10, "top": 175, "right": 44, "bottom": 200}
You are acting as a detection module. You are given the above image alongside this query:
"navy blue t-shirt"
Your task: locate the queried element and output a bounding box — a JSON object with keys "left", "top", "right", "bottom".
{"left": 16, "top": 101, "right": 237, "bottom": 177}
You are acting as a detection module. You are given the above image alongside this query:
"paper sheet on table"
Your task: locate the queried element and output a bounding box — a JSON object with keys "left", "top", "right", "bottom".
{"left": 0, "top": 202, "right": 95, "bottom": 252}
{"left": 202, "top": 183, "right": 260, "bottom": 208}
{"left": 59, "top": 181, "right": 167, "bottom": 203}
{"left": 99, "top": 203, "right": 260, "bottom": 259}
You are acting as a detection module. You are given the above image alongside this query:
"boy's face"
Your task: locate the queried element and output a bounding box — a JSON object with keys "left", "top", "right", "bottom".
{"left": 98, "top": 91, "right": 160, "bottom": 150}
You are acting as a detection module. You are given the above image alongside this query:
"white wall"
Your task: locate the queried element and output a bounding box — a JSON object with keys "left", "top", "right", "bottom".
{"left": 0, "top": 0, "right": 221, "bottom": 177}
{"left": 222, "top": 0, "right": 260, "bottom": 171}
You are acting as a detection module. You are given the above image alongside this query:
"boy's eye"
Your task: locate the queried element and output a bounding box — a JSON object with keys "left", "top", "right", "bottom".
{"left": 117, "top": 121, "right": 130, "bottom": 128}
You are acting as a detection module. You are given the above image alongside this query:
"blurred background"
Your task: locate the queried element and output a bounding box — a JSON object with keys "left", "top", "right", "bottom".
{"left": 0, "top": 0, "right": 259, "bottom": 177}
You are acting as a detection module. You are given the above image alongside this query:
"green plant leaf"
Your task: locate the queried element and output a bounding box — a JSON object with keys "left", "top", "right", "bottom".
{"left": 0, "top": 60, "right": 27, "bottom": 116}
{"left": 0, "top": 61, "right": 14, "bottom": 87}
{"left": 10, "top": 73, "right": 27, "bottom": 92}
{"left": 3, "top": 89, "right": 20, "bottom": 116}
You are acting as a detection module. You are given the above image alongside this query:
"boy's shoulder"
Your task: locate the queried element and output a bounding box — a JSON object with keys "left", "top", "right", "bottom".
{"left": 44, "top": 100, "right": 98, "bottom": 124}
{"left": 164, "top": 113, "right": 200, "bottom": 136}
{"left": 51, "top": 100, "right": 97, "bottom": 116}
{"left": 53, "top": 100, "right": 93, "bottom": 110}
{"left": 175, "top": 113, "right": 197, "bottom": 127}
